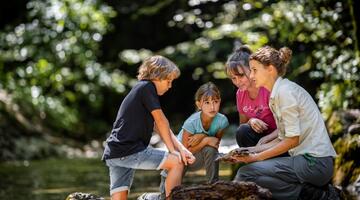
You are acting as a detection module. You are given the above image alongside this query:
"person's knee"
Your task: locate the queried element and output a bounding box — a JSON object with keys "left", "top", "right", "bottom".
{"left": 202, "top": 146, "right": 218, "bottom": 155}
{"left": 234, "top": 167, "right": 253, "bottom": 182}
{"left": 234, "top": 163, "right": 261, "bottom": 181}
{"left": 237, "top": 123, "right": 252, "bottom": 131}
{"left": 234, "top": 170, "right": 248, "bottom": 182}
{"left": 162, "top": 154, "right": 184, "bottom": 171}
{"left": 236, "top": 124, "right": 252, "bottom": 146}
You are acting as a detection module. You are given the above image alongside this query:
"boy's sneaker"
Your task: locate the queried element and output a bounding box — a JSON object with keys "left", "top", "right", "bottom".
{"left": 137, "top": 192, "right": 162, "bottom": 200}
{"left": 159, "top": 170, "right": 167, "bottom": 199}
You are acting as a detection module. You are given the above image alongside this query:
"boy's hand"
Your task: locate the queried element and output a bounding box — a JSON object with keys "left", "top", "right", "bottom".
{"left": 188, "top": 133, "right": 206, "bottom": 147}
{"left": 170, "top": 151, "right": 182, "bottom": 164}
{"left": 185, "top": 153, "right": 196, "bottom": 165}
{"left": 248, "top": 118, "right": 268, "bottom": 133}
{"left": 179, "top": 147, "right": 195, "bottom": 165}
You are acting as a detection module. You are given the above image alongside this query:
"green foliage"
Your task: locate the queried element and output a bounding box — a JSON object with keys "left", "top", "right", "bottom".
{"left": 0, "top": 0, "right": 124, "bottom": 139}
{"left": 333, "top": 133, "right": 360, "bottom": 186}
{"left": 200, "top": 0, "right": 358, "bottom": 121}
{"left": 115, "top": 0, "right": 359, "bottom": 188}
{"left": 0, "top": 2, "right": 359, "bottom": 192}
{"left": 120, "top": 0, "right": 359, "bottom": 121}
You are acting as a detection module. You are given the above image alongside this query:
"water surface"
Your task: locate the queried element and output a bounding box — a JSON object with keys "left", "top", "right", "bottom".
{"left": 0, "top": 158, "right": 232, "bottom": 200}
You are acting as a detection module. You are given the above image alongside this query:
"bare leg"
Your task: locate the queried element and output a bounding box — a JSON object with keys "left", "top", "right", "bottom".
{"left": 160, "top": 153, "right": 184, "bottom": 197}
{"left": 111, "top": 190, "right": 128, "bottom": 200}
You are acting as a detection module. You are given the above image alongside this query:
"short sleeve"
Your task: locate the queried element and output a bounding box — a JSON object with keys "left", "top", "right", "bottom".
{"left": 219, "top": 115, "right": 229, "bottom": 130}
{"left": 141, "top": 82, "right": 161, "bottom": 112}
{"left": 278, "top": 88, "right": 301, "bottom": 137}
{"left": 182, "top": 119, "right": 196, "bottom": 134}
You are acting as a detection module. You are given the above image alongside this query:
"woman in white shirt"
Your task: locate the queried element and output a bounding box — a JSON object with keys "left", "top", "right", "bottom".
{"left": 233, "top": 46, "right": 337, "bottom": 200}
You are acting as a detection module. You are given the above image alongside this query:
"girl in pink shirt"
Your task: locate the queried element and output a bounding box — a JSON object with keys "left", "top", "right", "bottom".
{"left": 225, "top": 46, "right": 278, "bottom": 147}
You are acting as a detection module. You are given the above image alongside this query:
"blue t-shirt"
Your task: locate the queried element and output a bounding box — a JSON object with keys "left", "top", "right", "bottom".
{"left": 102, "top": 80, "right": 161, "bottom": 160}
{"left": 177, "top": 111, "right": 229, "bottom": 142}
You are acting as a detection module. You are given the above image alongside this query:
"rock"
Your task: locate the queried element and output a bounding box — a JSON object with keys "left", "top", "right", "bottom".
{"left": 170, "top": 180, "right": 272, "bottom": 200}
{"left": 66, "top": 192, "right": 104, "bottom": 200}
{"left": 327, "top": 109, "right": 360, "bottom": 195}
{"left": 348, "top": 124, "right": 360, "bottom": 135}
{"left": 327, "top": 109, "right": 360, "bottom": 137}
{"left": 346, "top": 175, "right": 360, "bottom": 199}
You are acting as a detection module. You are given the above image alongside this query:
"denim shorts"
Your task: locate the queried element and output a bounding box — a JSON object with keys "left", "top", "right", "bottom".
{"left": 105, "top": 147, "right": 167, "bottom": 195}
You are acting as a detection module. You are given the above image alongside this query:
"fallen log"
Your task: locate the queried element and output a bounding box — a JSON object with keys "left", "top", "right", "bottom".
{"left": 170, "top": 180, "right": 272, "bottom": 200}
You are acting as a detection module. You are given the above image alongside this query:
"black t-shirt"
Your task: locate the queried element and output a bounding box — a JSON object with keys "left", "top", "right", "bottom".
{"left": 102, "top": 80, "right": 161, "bottom": 160}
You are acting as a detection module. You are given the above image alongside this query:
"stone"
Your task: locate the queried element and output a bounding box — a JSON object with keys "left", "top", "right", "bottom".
{"left": 66, "top": 192, "right": 104, "bottom": 200}
{"left": 215, "top": 148, "right": 253, "bottom": 163}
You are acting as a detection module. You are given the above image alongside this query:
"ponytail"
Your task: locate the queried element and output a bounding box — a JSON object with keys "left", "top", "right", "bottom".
{"left": 279, "top": 47, "right": 292, "bottom": 71}
{"left": 249, "top": 46, "right": 292, "bottom": 76}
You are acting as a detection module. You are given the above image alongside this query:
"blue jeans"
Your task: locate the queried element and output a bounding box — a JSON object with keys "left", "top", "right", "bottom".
{"left": 105, "top": 147, "right": 167, "bottom": 195}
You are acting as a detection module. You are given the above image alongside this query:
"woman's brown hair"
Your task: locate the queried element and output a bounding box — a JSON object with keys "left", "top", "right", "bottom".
{"left": 249, "top": 46, "right": 292, "bottom": 76}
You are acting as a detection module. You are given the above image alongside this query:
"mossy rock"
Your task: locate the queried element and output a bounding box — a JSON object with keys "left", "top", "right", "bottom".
{"left": 329, "top": 109, "right": 360, "bottom": 188}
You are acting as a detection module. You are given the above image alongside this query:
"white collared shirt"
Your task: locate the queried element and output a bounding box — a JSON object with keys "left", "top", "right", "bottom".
{"left": 269, "top": 77, "right": 336, "bottom": 157}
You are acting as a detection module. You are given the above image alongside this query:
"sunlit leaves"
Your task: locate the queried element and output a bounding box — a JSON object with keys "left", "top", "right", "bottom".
{"left": 0, "top": 0, "right": 117, "bottom": 137}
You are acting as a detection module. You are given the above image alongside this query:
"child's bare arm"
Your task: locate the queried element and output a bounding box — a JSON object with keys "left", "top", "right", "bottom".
{"left": 215, "top": 129, "right": 225, "bottom": 140}
{"left": 153, "top": 114, "right": 195, "bottom": 165}
{"left": 182, "top": 130, "right": 207, "bottom": 148}
{"left": 188, "top": 137, "right": 219, "bottom": 154}
{"left": 170, "top": 131, "right": 196, "bottom": 165}
{"left": 151, "top": 109, "right": 176, "bottom": 153}
{"left": 239, "top": 113, "right": 249, "bottom": 124}
{"left": 187, "top": 133, "right": 206, "bottom": 147}
{"left": 181, "top": 130, "right": 191, "bottom": 149}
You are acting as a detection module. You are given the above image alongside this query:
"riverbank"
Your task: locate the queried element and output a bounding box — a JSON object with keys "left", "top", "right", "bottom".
{"left": 0, "top": 158, "right": 233, "bottom": 200}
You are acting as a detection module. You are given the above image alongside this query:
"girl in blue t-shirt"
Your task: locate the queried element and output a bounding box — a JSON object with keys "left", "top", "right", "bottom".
{"left": 159, "top": 82, "right": 229, "bottom": 194}
{"left": 178, "top": 82, "right": 229, "bottom": 158}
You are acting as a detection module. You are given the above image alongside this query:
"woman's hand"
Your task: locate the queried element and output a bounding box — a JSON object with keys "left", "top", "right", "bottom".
{"left": 188, "top": 133, "right": 206, "bottom": 147}
{"left": 231, "top": 153, "right": 259, "bottom": 164}
{"left": 248, "top": 118, "right": 268, "bottom": 133}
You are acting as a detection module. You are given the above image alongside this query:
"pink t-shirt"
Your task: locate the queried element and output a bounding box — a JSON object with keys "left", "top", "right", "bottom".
{"left": 236, "top": 87, "right": 277, "bottom": 134}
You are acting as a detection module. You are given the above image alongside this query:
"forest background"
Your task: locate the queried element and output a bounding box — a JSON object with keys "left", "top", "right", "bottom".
{"left": 0, "top": 0, "right": 359, "bottom": 193}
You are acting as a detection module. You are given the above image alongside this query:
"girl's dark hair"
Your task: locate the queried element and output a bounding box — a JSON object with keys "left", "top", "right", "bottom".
{"left": 249, "top": 46, "right": 292, "bottom": 76}
{"left": 195, "top": 82, "right": 221, "bottom": 103}
{"left": 225, "top": 45, "right": 253, "bottom": 76}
